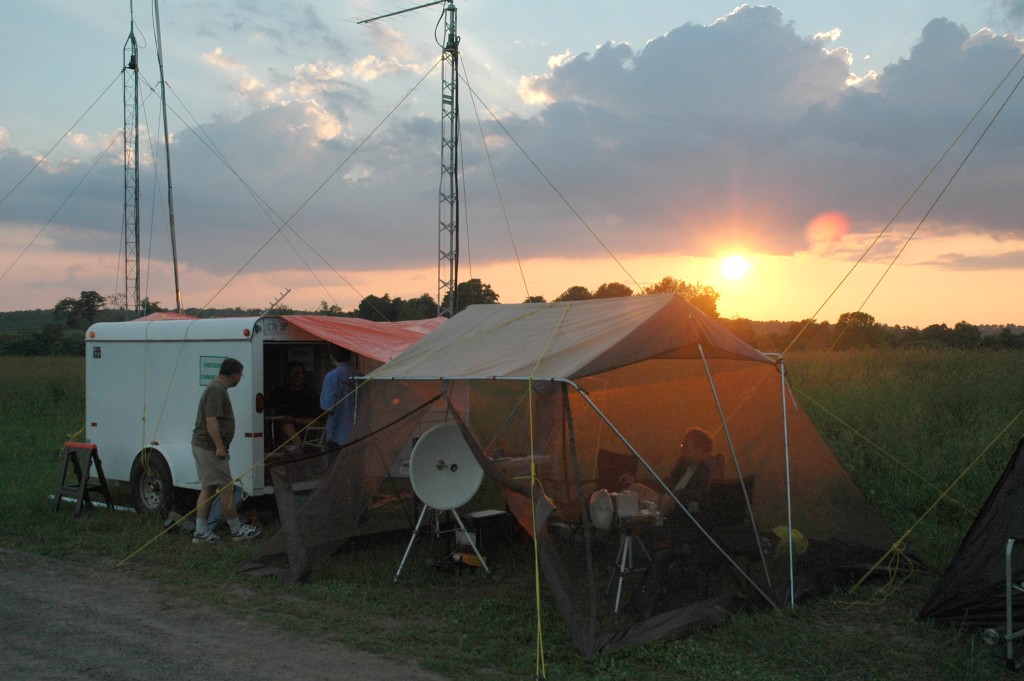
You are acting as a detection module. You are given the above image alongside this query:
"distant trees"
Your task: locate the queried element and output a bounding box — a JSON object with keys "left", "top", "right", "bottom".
{"left": 593, "top": 282, "right": 633, "bottom": 299}
{"left": 4, "top": 284, "right": 1022, "bottom": 356}
{"left": 545, "top": 276, "right": 719, "bottom": 314}
{"left": 356, "top": 293, "right": 438, "bottom": 321}
{"left": 642, "top": 276, "right": 720, "bottom": 318}
{"left": 318, "top": 300, "right": 345, "bottom": 315}
{"left": 554, "top": 285, "right": 593, "bottom": 302}
{"left": 441, "top": 278, "right": 499, "bottom": 315}
{"left": 734, "top": 314, "right": 1024, "bottom": 353}
{"left": 832, "top": 311, "right": 885, "bottom": 349}
{"left": 53, "top": 290, "right": 106, "bottom": 329}
{"left": 396, "top": 293, "right": 437, "bottom": 320}
{"left": 552, "top": 282, "right": 634, "bottom": 301}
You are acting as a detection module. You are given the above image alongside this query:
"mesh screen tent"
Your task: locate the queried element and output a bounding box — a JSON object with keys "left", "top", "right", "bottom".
{"left": 920, "top": 437, "right": 1024, "bottom": 632}
{"left": 239, "top": 294, "right": 899, "bottom": 655}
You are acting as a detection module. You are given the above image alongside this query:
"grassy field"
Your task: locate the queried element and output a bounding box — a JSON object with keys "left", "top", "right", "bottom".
{"left": 2, "top": 351, "right": 1023, "bottom": 680}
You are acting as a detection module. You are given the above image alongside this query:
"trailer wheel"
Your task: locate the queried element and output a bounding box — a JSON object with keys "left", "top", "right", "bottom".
{"left": 130, "top": 451, "right": 174, "bottom": 517}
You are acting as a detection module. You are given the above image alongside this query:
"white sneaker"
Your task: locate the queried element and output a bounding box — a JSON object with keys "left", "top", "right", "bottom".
{"left": 192, "top": 529, "right": 221, "bottom": 544}
{"left": 231, "top": 523, "right": 262, "bottom": 541}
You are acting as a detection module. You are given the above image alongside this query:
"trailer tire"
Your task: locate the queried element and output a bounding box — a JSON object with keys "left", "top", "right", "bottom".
{"left": 130, "top": 451, "right": 174, "bottom": 517}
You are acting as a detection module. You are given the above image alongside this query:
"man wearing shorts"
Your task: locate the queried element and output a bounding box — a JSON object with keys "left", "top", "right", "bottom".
{"left": 191, "top": 357, "right": 261, "bottom": 543}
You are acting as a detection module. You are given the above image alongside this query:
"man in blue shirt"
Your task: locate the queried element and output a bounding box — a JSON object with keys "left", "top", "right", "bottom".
{"left": 320, "top": 345, "right": 357, "bottom": 447}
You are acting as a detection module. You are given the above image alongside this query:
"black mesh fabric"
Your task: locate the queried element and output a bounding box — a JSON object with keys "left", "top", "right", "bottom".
{"left": 239, "top": 298, "right": 901, "bottom": 655}
{"left": 920, "top": 438, "right": 1024, "bottom": 630}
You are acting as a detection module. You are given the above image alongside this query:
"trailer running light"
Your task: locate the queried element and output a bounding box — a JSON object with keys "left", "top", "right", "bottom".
{"left": 243, "top": 328, "right": 251, "bottom": 337}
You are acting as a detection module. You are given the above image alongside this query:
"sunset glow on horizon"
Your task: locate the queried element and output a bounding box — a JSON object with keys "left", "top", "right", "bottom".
{"left": 0, "top": 4, "right": 1020, "bottom": 329}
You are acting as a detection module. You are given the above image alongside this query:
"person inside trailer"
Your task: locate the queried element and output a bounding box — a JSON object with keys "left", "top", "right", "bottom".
{"left": 267, "top": 361, "right": 322, "bottom": 448}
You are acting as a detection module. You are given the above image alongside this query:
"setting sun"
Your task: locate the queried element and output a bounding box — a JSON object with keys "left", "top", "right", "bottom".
{"left": 720, "top": 254, "right": 751, "bottom": 281}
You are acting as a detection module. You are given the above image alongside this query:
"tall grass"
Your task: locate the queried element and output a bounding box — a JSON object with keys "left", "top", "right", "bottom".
{"left": 1, "top": 351, "right": 1022, "bottom": 680}
{"left": 785, "top": 349, "right": 1024, "bottom": 569}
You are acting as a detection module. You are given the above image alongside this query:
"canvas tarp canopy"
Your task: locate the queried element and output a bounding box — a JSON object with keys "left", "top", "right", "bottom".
{"left": 283, "top": 315, "right": 445, "bottom": 363}
{"left": 920, "top": 437, "right": 1024, "bottom": 631}
{"left": 240, "top": 294, "right": 899, "bottom": 655}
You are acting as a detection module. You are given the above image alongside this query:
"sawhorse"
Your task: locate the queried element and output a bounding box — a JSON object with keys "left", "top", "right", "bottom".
{"left": 53, "top": 442, "right": 114, "bottom": 516}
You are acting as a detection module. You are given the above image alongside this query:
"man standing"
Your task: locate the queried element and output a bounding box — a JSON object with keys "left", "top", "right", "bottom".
{"left": 320, "top": 345, "right": 356, "bottom": 447}
{"left": 191, "top": 357, "right": 261, "bottom": 543}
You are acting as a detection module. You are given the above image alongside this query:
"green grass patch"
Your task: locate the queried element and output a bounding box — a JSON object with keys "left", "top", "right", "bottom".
{"left": 2, "top": 351, "right": 1023, "bottom": 679}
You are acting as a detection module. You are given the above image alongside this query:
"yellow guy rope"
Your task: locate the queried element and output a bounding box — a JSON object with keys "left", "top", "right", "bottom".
{"left": 116, "top": 401, "right": 339, "bottom": 565}
{"left": 851, "top": 406, "right": 1024, "bottom": 591}
{"left": 525, "top": 302, "right": 571, "bottom": 680}
{"left": 791, "top": 385, "right": 975, "bottom": 516}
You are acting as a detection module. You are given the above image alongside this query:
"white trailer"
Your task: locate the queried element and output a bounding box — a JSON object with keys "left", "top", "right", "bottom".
{"left": 84, "top": 314, "right": 442, "bottom": 515}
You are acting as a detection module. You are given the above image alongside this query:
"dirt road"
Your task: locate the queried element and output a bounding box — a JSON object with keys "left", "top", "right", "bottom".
{"left": 0, "top": 547, "right": 450, "bottom": 681}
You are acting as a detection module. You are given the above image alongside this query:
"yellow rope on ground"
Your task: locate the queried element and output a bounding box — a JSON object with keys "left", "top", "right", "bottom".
{"left": 834, "top": 541, "right": 915, "bottom": 609}
{"left": 116, "top": 395, "right": 351, "bottom": 567}
{"left": 116, "top": 469, "right": 249, "bottom": 567}
{"left": 851, "top": 406, "right": 1024, "bottom": 591}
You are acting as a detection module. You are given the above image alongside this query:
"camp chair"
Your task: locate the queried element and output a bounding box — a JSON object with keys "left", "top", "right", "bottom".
{"left": 702, "top": 476, "right": 756, "bottom": 530}
{"left": 701, "top": 476, "right": 763, "bottom": 551}
{"left": 302, "top": 419, "right": 327, "bottom": 451}
{"left": 698, "top": 476, "right": 770, "bottom": 592}
{"left": 594, "top": 449, "right": 638, "bottom": 492}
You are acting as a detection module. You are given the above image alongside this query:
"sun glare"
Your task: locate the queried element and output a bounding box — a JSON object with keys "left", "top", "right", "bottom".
{"left": 720, "top": 254, "right": 750, "bottom": 281}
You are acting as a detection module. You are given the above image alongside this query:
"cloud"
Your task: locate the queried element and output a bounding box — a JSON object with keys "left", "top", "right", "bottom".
{"left": 202, "top": 46, "right": 242, "bottom": 69}
{"left": 3, "top": 5, "right": 1024, "bottom": 312}
{"left": 1004, "top": 0, "right": 1024, "bottom": 27}
{"left": 927, "top": 249, "right": 1024, "bottom": 270}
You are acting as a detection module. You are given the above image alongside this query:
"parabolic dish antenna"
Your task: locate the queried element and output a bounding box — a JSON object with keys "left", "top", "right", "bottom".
{"left": 409, "top": 422, "right": 484, "bottom": 510}
{"left": 395, "top": 422, "right": 490, "bottom": 580}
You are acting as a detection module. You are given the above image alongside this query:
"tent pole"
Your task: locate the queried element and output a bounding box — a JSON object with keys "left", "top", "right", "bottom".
{"left": 777, "top": 357, "right": 796, "bottom": 608}
{"left": 567, "top": 379, "right": 780, "bottom": 611}
{"left": 698, "top": 344, "right": 772, "bottom": 588}
{"left": 561, "top": 383, "right": 599, "bottom": 642}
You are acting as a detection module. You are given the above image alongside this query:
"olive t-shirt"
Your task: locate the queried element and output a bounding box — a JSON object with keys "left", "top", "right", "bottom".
{"left": 191, "top": 379, "right": 235, "bottom": 450}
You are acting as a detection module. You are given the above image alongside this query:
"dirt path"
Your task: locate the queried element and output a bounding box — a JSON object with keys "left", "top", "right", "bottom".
{"left": 0, "top": 546, "right": 450, "bottom": 681}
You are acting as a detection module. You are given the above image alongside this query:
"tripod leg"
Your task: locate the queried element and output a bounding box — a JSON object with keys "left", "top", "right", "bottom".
{"left": 395, "top": 504, "right": 431, "bottom": 581}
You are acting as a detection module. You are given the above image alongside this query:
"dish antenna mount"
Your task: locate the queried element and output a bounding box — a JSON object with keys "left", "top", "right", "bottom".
{"left": 394, "top": 423, "right": 489, "bottom": 580}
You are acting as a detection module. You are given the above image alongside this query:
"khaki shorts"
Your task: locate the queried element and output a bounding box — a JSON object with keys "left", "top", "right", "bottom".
{"left": 192, "top": 444, "right": 233, "bottom": 487}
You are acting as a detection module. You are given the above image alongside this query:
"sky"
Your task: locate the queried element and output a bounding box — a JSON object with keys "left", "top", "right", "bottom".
{"left": 1, "top": 1, "right": 1023, "bottom": 327}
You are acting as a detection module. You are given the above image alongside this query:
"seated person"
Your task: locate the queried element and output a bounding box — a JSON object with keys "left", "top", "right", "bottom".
{"left": 267, "top": 361, "right": 322, "bottom": 445}
{"left": 659, "top": 426, "right": 724, "bottom": 516}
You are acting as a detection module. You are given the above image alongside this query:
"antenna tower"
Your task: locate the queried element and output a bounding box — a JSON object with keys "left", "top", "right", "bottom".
{"left": 122, "top": 4, "right": 141, "bottom": 318}
{"left": 359, "top": 1, "right": 460, "bottom": 317}
{"left": 153, "top": 0, "right": 184, "bottom": 312}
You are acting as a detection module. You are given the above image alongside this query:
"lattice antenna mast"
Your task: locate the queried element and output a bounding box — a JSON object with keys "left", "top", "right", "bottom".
{"left": 359, "top": 1, "right": 460, "bottom": 317}
{"left": 122, "top": 3, "right": 141, "bottom": 318}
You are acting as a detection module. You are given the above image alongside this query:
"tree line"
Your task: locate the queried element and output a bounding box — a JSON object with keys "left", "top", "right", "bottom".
{"left": 1, "top": 283, "right": 1020, "bottom": 356}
